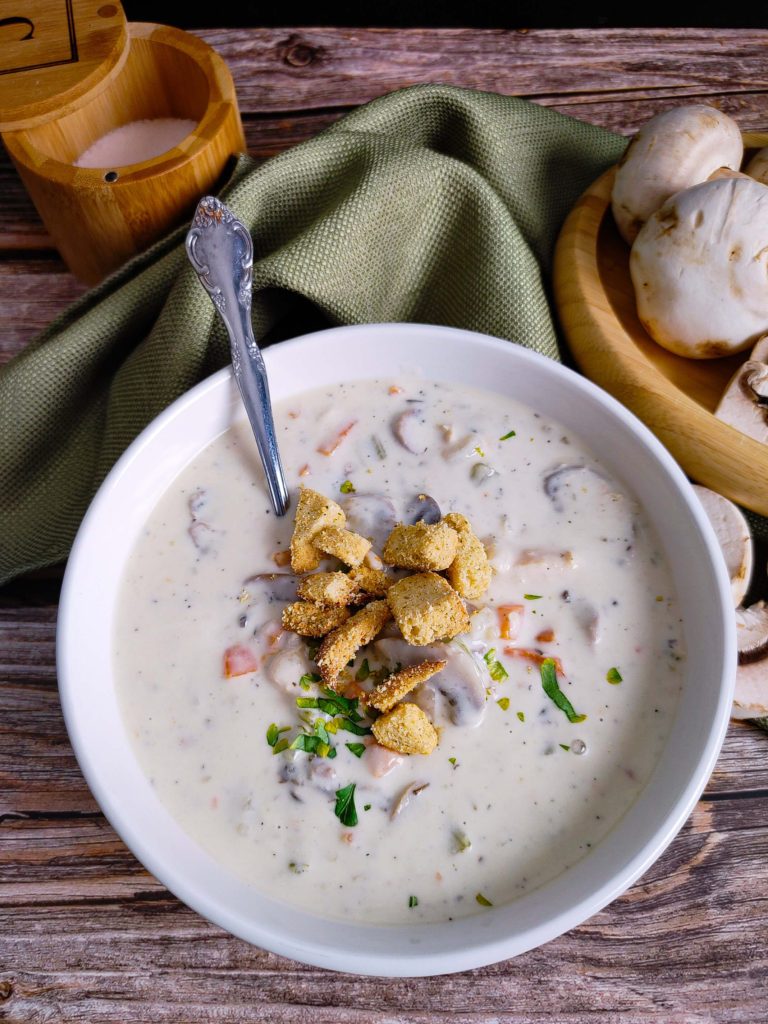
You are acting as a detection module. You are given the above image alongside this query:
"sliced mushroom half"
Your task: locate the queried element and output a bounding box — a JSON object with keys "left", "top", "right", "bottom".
{"left": 733, "top": 601, "right": 768, "bottom": 719}
{"left": 691, "top": 485, "right": 753, "bottom": 607}
{"left": 715, "top": 335, "right": 768, "bottom": 443}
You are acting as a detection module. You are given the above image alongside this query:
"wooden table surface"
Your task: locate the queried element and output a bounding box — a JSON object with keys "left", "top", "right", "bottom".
{"left": 3, "top": 26, "right": 768, "bottom": 1023}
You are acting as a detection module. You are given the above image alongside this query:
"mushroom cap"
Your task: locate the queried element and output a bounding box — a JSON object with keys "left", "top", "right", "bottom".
{"left": 745, "top": 144, "right": 768, "bottom": 184}
{"left": 629, "top": 176, "right": 768, "bottom": 358}
{"left": 611, "top": 104, "right": 743, "bottom": 246}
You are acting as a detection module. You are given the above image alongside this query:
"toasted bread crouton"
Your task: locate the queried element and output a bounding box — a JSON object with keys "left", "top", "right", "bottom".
{"left": 363, "top": 660, "right": 446, "bottom": 713}
{"left": 372, "top": 702, "right": 438, "bottom": 755}
{"left": 296, "top": 571, "right": 360, "bottom": 607}
{"left": 282, "top": 601, "right": 350, "bottom": 636}
{"left": 314, "top": 526, "right": 371, "bottom": 568}
{"left": 348, "top": 564, "right": 396, "bottom": 597}
{"left": 316, "top": 600, "right": 392, "bottom": 688}
{"left": 443, "top": 512, "right": 493, "bottom": 599}
{"left": 290, "top": 488, "right": 346, "bottom": 574}
{"left": 382, "top": 520, "right": 459, "bottom": 571}
{"left": 387, "top": 571, "right": 469, "bottom": 645}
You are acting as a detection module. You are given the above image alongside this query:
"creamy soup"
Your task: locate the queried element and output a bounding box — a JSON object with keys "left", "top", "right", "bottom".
{"left": 114, "top": 376, "right": 685, "bottom": 925}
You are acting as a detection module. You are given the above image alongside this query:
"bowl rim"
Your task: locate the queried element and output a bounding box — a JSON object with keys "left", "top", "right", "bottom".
{"left": 56, "top": 321, "right": 736, "bottom": 976}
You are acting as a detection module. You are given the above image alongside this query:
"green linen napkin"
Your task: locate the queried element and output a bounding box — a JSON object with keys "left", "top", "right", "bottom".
{"left": 0, "top": 83, "right": 628, "bottom": 585}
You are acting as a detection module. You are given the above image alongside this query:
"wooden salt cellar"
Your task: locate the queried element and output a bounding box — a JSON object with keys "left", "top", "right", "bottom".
{"left": 0, "top": 0, "right": 246, "bottom": 284}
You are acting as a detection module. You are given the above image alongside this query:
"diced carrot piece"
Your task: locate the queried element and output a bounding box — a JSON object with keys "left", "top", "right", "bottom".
{"left": 223, "top": 643, "right": 261, "bottom": 678}
{"left": 317, "top": 421, "right": 357, "bottom": 455}
{"left": 503, "top": 647, "right": 564, "bottom": 675}
{"left": 535, "top": 628, "right": 555, "bottom": 643}
{"left": 389, "top": 385, "right": 404, "bottom": 395}
{"left": 497, "top": 604, "right": 524, "bottom": 640}
{"left": 298, "top": 464, "right": 311, "bottom": 477}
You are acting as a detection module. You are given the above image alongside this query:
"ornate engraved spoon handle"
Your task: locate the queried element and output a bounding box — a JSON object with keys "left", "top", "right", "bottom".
{"left": 186, "top": 196, "right": 289, "bottom": 517}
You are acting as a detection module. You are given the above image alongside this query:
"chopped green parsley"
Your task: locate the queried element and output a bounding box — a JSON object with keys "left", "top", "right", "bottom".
{"left": 606, "top": 666, "right": 623, "bottom": 685}
{"left": 340, "top": 480, "right": 355, "bottom": 493}
{"left": 334, "top": 783, "right": 358, "bottom": 827}
{"left": 541, "top": 658, "right": 587, "bottom": 724}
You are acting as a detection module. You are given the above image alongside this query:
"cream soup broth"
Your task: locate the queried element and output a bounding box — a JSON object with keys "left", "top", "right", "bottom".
{"left": 114, "top": 376, "right": 685, "bottom": 925}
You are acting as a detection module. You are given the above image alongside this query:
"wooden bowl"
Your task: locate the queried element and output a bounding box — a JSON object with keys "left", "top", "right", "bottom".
{"left": 2, "top": 23, "right": 245, "bottom": 285}
{"left": 553, "top": 134, "right": 768, "bottom": 518}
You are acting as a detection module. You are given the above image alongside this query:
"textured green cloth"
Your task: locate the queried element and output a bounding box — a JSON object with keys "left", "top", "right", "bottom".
{"left": 0, "top": 83, "right": 627, "bottom": 585}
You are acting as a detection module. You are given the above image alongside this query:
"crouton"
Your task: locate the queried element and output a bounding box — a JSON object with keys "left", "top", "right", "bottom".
{"left": 372, "top": 702, "right": 438, "bottom": 755}
{"left": 348, "top": 564, "right": 396, "bottom": 597}
{"left": 382, "top": 520, "right": 459, "bottom": 571}
{"left": 314, "top": 526, "right": 372, "bottom": 568}
{"left": 443, "top": 512, "right": 493, "bottom": 599}
{"left": 316, "top": 600, "right": 392, "bottom": 688}
{"left": 282, "top": 601, "right": 351, "bottom": 637}
{"left": 296, "top": 571, "right": 360, "bottom": 607}
{"left": 290, "top": 488, "right": 347, "bottom": 574}
{"left": 386, "top": 571, "right": 469, "bottom": 645}
{"left": 362, "top": 660, "right": 446, "bottom": 713}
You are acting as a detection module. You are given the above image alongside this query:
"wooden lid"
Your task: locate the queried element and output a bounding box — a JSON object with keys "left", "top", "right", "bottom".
{"left": 0, "top": 0, "right": 129, "bottom": 131}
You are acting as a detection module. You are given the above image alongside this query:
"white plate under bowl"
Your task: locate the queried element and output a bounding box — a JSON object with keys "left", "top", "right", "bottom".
{"left": 57, "top": 322, "right": 735, "bottom": 977}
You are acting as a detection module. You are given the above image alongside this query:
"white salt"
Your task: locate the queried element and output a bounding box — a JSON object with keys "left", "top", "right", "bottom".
{"left": 75, "top": 117, "right": 198, "bottom": 169}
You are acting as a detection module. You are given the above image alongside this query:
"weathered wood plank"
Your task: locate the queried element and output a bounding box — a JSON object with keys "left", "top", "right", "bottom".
{"left": 0, "top": 796, "right": 765, "bottom": 1021}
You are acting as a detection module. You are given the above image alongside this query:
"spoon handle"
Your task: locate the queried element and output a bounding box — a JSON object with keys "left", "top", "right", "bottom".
{"left": 186, "top": 196, "right": 289, "bottom": 517}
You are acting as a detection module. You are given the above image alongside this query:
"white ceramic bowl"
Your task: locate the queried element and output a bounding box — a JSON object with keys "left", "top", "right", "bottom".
{"left": 57, "top": 322, "right": 735, "bottom": 976}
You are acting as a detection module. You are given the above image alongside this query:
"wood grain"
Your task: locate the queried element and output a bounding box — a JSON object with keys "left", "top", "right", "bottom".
{"left": 2, "top": 25, "right": 768, "bottom": 1022}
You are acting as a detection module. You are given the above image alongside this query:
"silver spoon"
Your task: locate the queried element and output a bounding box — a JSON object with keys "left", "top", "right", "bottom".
{"left": 186, "top": 196, "right": 290, "bottom": 516}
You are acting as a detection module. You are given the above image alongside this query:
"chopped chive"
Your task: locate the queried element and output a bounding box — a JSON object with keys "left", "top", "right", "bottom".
{"left": 408, "top": 895, "right": 419, "bottom": 908}
{"left": 476, "top": 893, "right": 493, "bottom": 907}
{"left": 372, "top": 435, "right": 387, "bottom": 460}
{"left": 606, "top": 667, "right": 623, "bottom": 685}
{"left": 340, "top": 480, "right": 355, "bottom": 494}
{"left": 559, "top": 743, "right": 570, "bottom": 751}
{"left": 516, "top": 711, "right": 525, "bottom": 722}
{"left": 524, "top": 593, "right": 542, "bottom": 601}
{"left": 346, "top": 742, "right": 366, "bottom": 758}
{"left": 541, "top": 658, "right": 587, "bottom": 724}
{"left": 272, "top": 737, "right": 290, "bottom": 755}
{"left": 334, "top": 783, "right": 358, "bottom": 827}
{"left": 499, "top": 429, "right": 516, "bottom": 440}
{"left": 497, "top": 696, "right": 510, "bottom": 711}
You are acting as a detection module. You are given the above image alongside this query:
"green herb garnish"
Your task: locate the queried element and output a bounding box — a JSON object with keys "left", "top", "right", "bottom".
{"left": 346, "top": 742, "right": 366, "bottom": 758}
{"left": 266, "top": 723, "right": 279, "bottom": 747}
{"left": 497, "top": 696, "right": 510, "bottom": 711}
{"left": 524, "top": 593, "right": 542, "bottom": 601}
{"left": 606, "top": 667, "right": 623, "bottom": 685}
{"left": 272, "top": 737, "right": 290, "bottom": 755}
{"left": 559, "top": 743, "right": 570, "bottom": 751}
{"left": 516, "top": 711, "right": 525, "bottom": 722}
{"left": 340, "top": 480, "right": 355, "bottom": 494}
{"left": 355, "top": 658, "right": 371, "bottom": 682}
{"left": 290, "top": 733, "right": 331, "bottom": 757}
{"left": 499, "top": 429, "right": 516, "bottom": 440}
{"left": 483, "top": 648, "right": 508, "bottom": 683}
{"left": 299, "top": 671, "right": 321, "bottom": 690}
{"left": 408, "top": 895, "right": 419, "bottom": 908}
{"left": 541, "top": 658, "right": 587, "bottom": 724}
{"left": 476, "top": 893, "right": 493, "bottom": 907}
{"left": 449, "top": 757, "right": 457, "bottom": 765}
{"left": 334, "top": 783, "right": 358, "bottom": 827}
{"left": 454, "top": 830, "right": 472, "bottom": 852}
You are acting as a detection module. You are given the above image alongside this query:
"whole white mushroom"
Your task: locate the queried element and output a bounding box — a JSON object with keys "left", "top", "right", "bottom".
{"left": 611, "top": 104, "right": 743, "bottom": 246}
{"left": 629, "top": 175, "right": 768, "bottom": 358}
